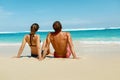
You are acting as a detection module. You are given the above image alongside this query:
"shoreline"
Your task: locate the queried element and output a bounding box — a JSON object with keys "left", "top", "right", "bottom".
{"left": 0, "top": 40, "right": 120, "bottom": 57}
{"left": 0, "top": 40, "right": 120, "bottom": 45}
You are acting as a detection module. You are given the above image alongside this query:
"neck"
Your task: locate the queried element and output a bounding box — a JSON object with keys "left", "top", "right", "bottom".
{"left": 54, "top": 30, "right": 61, "bottom": 34}
{"left": 55, "top": 29, "right": 61, "bottom": 32}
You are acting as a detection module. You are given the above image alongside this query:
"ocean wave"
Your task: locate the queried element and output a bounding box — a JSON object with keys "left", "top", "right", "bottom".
{"left": 79, "top": 41, "right": 120, "bottom": 44}
{"left": 38, "top": 30, "right": 54, "bottom": 32}
{"left": 62, "top": 27, "right": 120, "bottom": 31}
{"left": 0, "top": 27, "right": 120, "bottom": 34}
{"left": 0, "top": 43, "right": 21, "bottom": 46}
{"left": 0, "top": 31, "right": 29, "bottom": 34}
{"left": 0, "top": 41, "right": 120, "bottom": 46}
{"left": 0, "top": 42, "right": 44, "bottom": 46}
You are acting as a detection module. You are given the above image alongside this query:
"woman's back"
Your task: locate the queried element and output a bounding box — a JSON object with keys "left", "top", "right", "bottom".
{"left": 25, "top": 34, "right": 40, "bottom": 55}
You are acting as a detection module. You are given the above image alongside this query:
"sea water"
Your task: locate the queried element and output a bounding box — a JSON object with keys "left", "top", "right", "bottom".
{"left": 0, "top": 28, "right": 120, "bottom": 44}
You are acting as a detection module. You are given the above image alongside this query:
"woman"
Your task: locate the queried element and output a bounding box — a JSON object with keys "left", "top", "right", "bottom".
{"left": 16, "top": 23, "right": 42, "bottom": 60}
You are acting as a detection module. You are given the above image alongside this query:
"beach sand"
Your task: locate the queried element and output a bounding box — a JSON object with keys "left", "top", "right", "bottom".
{"left": 0, "top": 41, "right": 120, "bottom": 80}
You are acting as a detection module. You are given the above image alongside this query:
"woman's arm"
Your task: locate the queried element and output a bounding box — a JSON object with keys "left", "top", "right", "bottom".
{"left": 17, "top": 35, "right": 26, "bottom": 58}
{"left": 36, "top": 35, "right": 42, "bottom": 60}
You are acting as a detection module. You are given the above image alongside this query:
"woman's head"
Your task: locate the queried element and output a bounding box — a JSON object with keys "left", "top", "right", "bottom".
{"left": 30, "top": 23, "right": 39, "bottom": 34}
{"left": 53, "top": 21, "right": 62, "bottom": 32}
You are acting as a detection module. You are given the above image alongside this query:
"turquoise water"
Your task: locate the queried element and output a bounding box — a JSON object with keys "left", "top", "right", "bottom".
{"left": 0, "top": 28, "right": 120, "bottom": 43}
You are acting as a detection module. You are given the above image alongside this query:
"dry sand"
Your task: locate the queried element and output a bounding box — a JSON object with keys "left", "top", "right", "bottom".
{"left": 0, "top": 41, "right": 120, "bottom": 80}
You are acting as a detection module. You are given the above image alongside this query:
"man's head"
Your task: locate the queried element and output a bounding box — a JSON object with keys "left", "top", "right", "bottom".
{"left": 53, "top": 21, "right": 62, "bottom": 32}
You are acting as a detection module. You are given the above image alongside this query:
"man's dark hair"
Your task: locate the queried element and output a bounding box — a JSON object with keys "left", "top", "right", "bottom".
{"left": 53, "top": 21, "right": 62, "bottom": 32}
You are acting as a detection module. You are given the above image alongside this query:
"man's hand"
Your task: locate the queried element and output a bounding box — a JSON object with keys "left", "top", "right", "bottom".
{"left": 73, "top": 57, "right": 80, "bottom": 59}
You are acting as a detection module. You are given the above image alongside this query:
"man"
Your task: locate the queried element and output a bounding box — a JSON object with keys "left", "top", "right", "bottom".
{"left": 42, "top": 21, "right": 78, "bottom": 59}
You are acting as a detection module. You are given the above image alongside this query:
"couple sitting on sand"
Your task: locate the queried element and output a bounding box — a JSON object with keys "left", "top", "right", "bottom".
{"left": 15, "top": 21, "right": 78, "bottom": 60}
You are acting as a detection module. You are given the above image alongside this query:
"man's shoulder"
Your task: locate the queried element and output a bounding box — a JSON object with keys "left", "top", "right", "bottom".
{"left": 47, "top": 32, "right": 53, "bottom": 37}
{"left": 49, "top": 32, "right": 54, "bottom": 34}
{"left": 63, "top": 31, "right": 70, "bottom": 36}
{"left": 62, "top": 31, "right": 69, "bottom": 33}
{"left": 49, "top": 32, "right": 56, "bottom": 35}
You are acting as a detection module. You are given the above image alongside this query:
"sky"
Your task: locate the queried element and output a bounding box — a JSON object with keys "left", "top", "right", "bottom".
{"left": 0, "top": 0, "right": 120, "bottom": 32}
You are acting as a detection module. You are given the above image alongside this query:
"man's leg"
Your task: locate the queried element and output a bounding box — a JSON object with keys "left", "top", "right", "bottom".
{"left": 66, "top": 45, "right": 71, "bottom": 58}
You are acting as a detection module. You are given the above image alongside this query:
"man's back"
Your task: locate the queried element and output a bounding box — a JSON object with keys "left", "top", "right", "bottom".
{"left": 49, "top": 31, "right": 69, "bottom": 56}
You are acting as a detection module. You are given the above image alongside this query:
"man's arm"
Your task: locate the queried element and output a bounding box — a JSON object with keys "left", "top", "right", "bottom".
{"left": 16, "top": 35, "right": 26, "bottom": 58}
{"left": 67, "top": 32, "right": 78, "bottom": 59}
{"left": 42, "top": 33, "right": 51, "bottom": 58}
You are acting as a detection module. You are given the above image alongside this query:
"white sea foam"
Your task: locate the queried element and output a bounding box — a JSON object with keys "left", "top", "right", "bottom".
{"left": 60, "top": 27, "right": 120, "bottom": 31}
{"left": 0, "top": 31, "right": 28, "bottom": 34}
{"left": 79, "top": 41, "right": 120, "bottom": 44}
{"left": 0, "top": 42, "right": 45, "bottom": 46}
{"left": 0, "top": 43, "right": 21, "bottom": 46}
{"left": 38, "top": 30, "right": 54, "bottom": 32}
{"left": 0, "top": 40, "right": 120, "bottom": 47}
{"left": 0, "top": 27, "right": 120, "bottom": 34}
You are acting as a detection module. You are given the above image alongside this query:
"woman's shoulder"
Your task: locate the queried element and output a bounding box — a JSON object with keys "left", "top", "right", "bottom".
{"left": 24, "top": 34, "right": 30, "bottom": 38}
{"left": 35, "top": 34, "right": 40, "bottom": 37}
{"left": 23, "top": 34, "right": 30, "bottom": 40}
{"left": 34, "top": 34, "right": 40, "bottom": 39}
